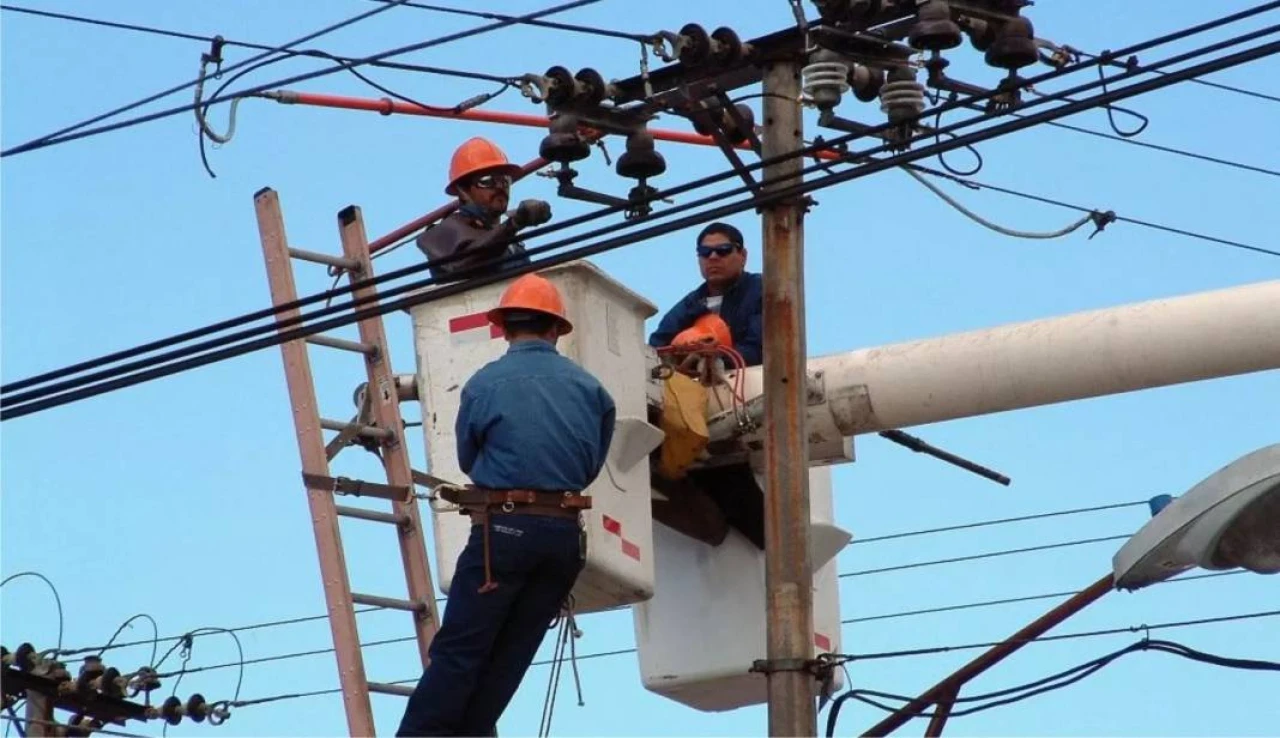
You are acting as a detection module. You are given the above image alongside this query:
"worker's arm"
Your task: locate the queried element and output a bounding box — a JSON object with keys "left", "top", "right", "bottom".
{"left": 732, "top": 274, "right": 765, "bottom": 366}
{"left": 454, "top": 383, "right": 487, "bottom": 475}
{"left": 735, "top": 309, "right": 764, "bottom": 366}
{"left": 647, "top": 293, "right": 703, "bottom": 348}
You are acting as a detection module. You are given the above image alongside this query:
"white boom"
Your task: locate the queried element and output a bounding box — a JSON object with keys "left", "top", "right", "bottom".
{"left": 710, "top": 279, "right": 1280, "bottom": 446}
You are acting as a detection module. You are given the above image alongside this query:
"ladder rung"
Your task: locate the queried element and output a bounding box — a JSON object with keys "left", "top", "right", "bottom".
{"left": 287, "top": 247, "right": 360, "bottom": 271}
{"left": 368, "top": 682, "right": 415, "bottom": 697}
{"left": 352, "top": 593, "right": 428, "bottom": 613}
{"left": 306, "top": 334, "right": 377, "bottom": 355}
{"left": 335, "top": 505, "right": 408, "bottom": 526}
{"left": 320, "top": 418, "right": 393, "bottom": 439}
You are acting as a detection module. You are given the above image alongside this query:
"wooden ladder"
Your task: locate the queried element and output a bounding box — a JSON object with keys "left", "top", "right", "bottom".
{"left": 254, "top": 187, "right": 439, "bottom": 736}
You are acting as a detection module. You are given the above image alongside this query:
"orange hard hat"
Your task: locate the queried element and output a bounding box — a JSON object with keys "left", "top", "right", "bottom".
{"left": 672, "top": 313, "right": 733, "bottom": 349}
{"left": 486, "top": 273, "right": 573, "bottom": 335}
{"left": 445, "top": 137, "right": 523, "bottom": 196}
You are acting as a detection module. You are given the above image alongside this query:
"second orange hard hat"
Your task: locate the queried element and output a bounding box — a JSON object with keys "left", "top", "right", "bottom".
{"left": 486, "top": 273, "right": 574, "bottom": 335}
{"left": 445, "top": 137, "right": 524, "bottom": 196}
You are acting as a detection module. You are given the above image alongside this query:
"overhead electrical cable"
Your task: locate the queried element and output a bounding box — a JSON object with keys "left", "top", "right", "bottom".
{"left": 363, "top": 0, "right": 650, "bottom": 41}
{"left": 824, "top": 638, "right": 1280, "bottom": 735}
{"left": 838, "top": 534, "right": 1134, "bottom": 578}
{"left": 0, "top": 0, "right": 603, "bottom": 158}
{"left": 0, "top": 5, "right": 508, "bottom": 84}
{"left": 3, "top": 28, "right": 1276, "bottom": 419}
{"left": 2, "top": 9, "right": 1270, "bottom": 401}
{"left": 209, "top": 609, "right": 1280, "bottom": 711}
{"left": 0, "top": 0, "right": 417, "bottom": 153}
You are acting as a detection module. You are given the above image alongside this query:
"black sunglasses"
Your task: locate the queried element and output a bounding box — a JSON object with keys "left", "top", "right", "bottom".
{"left": 696, "top": 243, "right": 739, "bottom": 258}
{"left": 470, "top": 174, "right": 512, "bottom": 190}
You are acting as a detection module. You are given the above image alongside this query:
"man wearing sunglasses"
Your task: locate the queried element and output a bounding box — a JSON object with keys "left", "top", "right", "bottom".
{"left": 418, "top": 137, "right": 554, "bottom": 280}
{"left": 647, "top": 221, "right": 763, "bottom": 366}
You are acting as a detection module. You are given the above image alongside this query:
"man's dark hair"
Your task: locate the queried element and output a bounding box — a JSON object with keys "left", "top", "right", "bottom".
{"left": 501, "top": 309, "right": 558, "bottom": 335}
{"left": 696, "top": 222, "right": 744, "bottom": 248}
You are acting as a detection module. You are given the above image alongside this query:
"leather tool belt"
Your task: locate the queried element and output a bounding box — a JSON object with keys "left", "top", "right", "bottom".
{"left": 437, "top": 485, "right": 592, "bottom": 594}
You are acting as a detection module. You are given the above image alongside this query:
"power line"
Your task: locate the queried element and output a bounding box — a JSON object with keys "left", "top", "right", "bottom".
{"left": 364, "top": 0, "right": 650, "bottom": 41}
{"left": 838, "top": 534, "right": 1134, "bottom": 579}
{"left": 0, "top": 5, "right": 513, "bottom": 84}
{"left": 0, "top": 571, "right": 64, "bottom": 651}
{"left": 3, "top": 14, "right": 1268, "bottom": 403}
{"left": 840, "top": 608, "right": 1280, "bottom": 662}
{"left": 0, "top": 0, "right": 417, "bottom": 154}
{"left": 0, "top": 0, "right": 600, "bottom": 158}
{"left": 851, "top": 500, "right": 1149, "bottom": 545}
{"left": 842, "top": 571, "right": 1243, "bottom": 624}
{"left": 1078, "top": 48, "right": 1280, "bottom": 104}
{"left": 918, "top": 170, "right": 1280, "bottom": 258}
{"left": 1034, "top": 114, "right": 1280, "bottom": 178}
{"left": 826, "top": 638, "right": 1280, "bottom": 735}
{"left": 54, "top": 498, "right": 1176, "bottom": 658}
{"left": 219, "top": 609, "right": 1280, "bottom": 711}
{"left": 4, "top": 26, "right": 1269, "bottom": 418}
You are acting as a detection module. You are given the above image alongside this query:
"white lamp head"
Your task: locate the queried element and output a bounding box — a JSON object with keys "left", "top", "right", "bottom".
{"left": 1112, "top": 444, "right": 1280, "bottom": 591}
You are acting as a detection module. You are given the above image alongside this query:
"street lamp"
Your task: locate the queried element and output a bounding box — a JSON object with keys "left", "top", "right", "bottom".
{"left": 1113, "top": 443, "right": 1280, "bottom": 590}
{"left": 856, "top": 443, "right": 1280, "bottom": 737}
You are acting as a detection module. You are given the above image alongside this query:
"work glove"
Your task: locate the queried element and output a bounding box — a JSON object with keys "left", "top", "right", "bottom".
{"left": 512, "top": 199, "right": 553, "bottom": 229}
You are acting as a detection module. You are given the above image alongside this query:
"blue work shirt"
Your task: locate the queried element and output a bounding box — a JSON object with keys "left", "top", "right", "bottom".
{"left": 456, "top": 339, "right": 616, "bottom": 492}
{"left": 647, "top": 271, "right": 764, "bottom": 366}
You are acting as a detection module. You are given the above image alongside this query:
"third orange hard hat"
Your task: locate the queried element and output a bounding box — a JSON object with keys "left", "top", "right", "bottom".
{"left": 672, "top": 313, "right": 733, "bottom": 349}
{"left": 445, "top": 137, "right": 524, "bottom": 196}
{"left": 486, "top": 273, "right": 573, "bottom": 335}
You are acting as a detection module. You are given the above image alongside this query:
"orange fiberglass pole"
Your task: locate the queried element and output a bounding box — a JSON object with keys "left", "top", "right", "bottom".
{"left": 260, "top": 89, "right": 840, "bottom": 253}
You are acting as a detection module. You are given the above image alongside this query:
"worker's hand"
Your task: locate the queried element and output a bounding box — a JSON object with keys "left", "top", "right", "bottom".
{"left": 513, "top": 199, "right": 553, "bottom": 229}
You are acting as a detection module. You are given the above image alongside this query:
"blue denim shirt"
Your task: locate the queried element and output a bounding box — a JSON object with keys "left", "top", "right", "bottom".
{"left": 456, "top": 339, "right": 616, "bottom": 492}
{"left": 647, "top": 271, "right": 764, "bottom": 366}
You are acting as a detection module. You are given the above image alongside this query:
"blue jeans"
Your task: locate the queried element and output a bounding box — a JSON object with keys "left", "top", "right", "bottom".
{"left": 397, "top": 514, "right": 585, "bottom": 737}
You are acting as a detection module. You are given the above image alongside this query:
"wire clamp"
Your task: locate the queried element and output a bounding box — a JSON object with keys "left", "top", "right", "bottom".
{"left": 1087, "top": 210, "right": 1118, "bottom": 239}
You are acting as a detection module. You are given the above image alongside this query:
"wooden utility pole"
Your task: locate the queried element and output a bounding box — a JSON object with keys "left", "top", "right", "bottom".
{"left": 759, "top": 59, "right": 816, "bottom": 736}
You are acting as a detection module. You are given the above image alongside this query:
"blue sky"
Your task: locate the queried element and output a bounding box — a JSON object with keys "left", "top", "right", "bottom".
{"left": 3, "top": 1, "right": 1278, "bottom": 736}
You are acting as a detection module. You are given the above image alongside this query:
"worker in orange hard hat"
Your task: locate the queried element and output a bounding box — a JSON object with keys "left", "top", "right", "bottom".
{"left": 397, "top": 272, "right": 614, "bottom": 738}
{"left": 417, "top": 137, "right": 554, "bottom": 281}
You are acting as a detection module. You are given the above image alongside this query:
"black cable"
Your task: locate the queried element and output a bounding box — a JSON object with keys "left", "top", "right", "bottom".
{"left": 364, "top": 0, "right": 650, "bottom": 41}
{"left": 0, "top": 0, "right": 416, "bottom": 153}
{"left": 851, "top": 500, "right": 1148, "bottom": 544}
{"left": 193, "top": 44, "right": 513, "bottom": 176}
{"left": 1078, "top": 48, "right": 1280, "bottom": 104}
{"left": 0, "top": 5, "right": 510, "bottom": 84}
{"left": 842, "top": 571, "right": 1242, "bottom": 625}
{"left": 838, "top": 534, "right": 1133, "bottom": 579}
{"left": 1037, "top": 116, "right": 1280, "bottom": 178}
{"left": 825, "top": 638, "right": 1280, "bottom": 735}
{"left": 0, "top": 572, "right": 64, "bottom": 651}
{"left": 838, "top": 609, "right": 1280, "bottom": 663}
{"left": 4, "top": 31, "right": 1276, "bottom": 419}
{"left": 222, "top": 612, "right": 1278, "bottom": 712}
{"left": 918, "top": 170, "right": 1280, "bottom": 258}
{"left": 95, "top": 613, "right": 160, "bottom": 668}
{"left": 0, "top": 0, "right": 600, "bottom": 158}
{"left": 7, "top": 33, "right": 1269, "bottom": 419}
{"left": 2, "top": 17, "right": 1268, "bottom": 401}
{"left": 56, "top": 606, "right": 388, "bottom": 658}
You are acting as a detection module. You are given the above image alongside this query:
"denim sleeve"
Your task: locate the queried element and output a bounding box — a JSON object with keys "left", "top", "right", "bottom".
{"left": 647, "top": 295, "right": 704, "bottom": 348}
{"left": 734, "top": 277, "right": 764, "bottom": 367}
{"left": 454, "top": 383, "right": 486, "bottom": 475}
